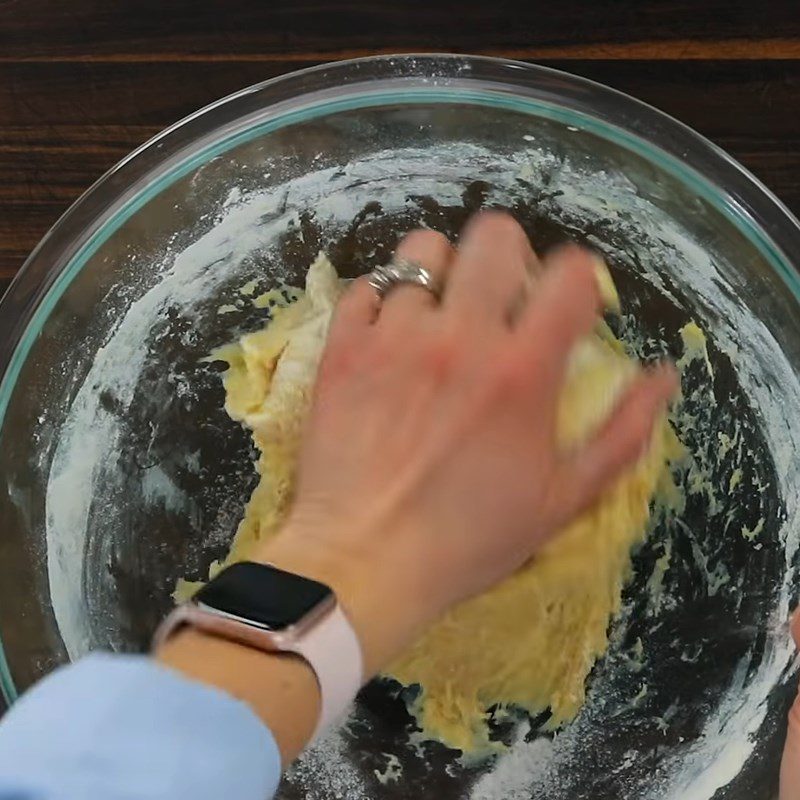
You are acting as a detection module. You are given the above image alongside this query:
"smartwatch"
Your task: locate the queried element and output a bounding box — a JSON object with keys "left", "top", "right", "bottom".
{"left": 153, "top": 561, "right": 363, "bottom": 741}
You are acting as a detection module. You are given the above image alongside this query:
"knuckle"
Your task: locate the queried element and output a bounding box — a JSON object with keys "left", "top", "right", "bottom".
{"left": 493, "top": 351, "right": 534, "bottom": 394}
{"left": 420, "top": 331, "right": 461, "bottom": 380}
{"left": 319, "top": 337, "right": 361, "bottom": 381}
{"left": 368, "top": 333, "right": 396, "bottom": 369}
{"left": 484, "top": 355, "right": 531, "bottom": 404}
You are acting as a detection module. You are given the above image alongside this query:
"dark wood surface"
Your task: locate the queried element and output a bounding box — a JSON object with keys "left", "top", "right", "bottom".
{"left": 2, "top": 1, "right": 800, "bottom": 298}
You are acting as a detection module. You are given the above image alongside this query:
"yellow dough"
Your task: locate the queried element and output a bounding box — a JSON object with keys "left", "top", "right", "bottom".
{"left": 178, "top": 252, "right": 671, "bottom": 754}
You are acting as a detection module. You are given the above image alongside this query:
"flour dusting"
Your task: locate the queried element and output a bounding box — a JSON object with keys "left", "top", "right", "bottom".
{"left": 44, "top": 137, "right": 800, "bottom": 799}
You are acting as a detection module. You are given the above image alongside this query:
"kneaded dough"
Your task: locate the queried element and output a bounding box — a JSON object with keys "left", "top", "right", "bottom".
{"left": 179, "top": 252, "right": 670, "bottom": 754}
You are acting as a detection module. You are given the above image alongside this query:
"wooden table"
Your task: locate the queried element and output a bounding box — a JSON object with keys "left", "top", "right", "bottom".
{"left": 2, "top": 0, "right": 800, "bottom": 295}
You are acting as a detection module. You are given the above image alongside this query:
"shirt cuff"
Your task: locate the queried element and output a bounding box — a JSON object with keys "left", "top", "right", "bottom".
{"left": 0, "top": 653, "right": 281, "bottom": 800}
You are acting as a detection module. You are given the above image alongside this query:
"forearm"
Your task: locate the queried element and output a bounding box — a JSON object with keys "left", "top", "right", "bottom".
{"left": 156, "top": 524, "right": 431, "bottom": 764}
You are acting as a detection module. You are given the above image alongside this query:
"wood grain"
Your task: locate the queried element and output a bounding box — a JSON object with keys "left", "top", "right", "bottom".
{"left": 1, "top": 1, "right": 800, "bottom": 288}
{"left": 2, "top": 0, "right": 800, "bottom": 60}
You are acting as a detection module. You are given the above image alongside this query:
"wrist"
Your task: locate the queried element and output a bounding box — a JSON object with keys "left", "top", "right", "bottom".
{"left": 254, "top": 521, "right": 429, "bottom": 678}
{"left": 157, "top": 626, "right": 319, "bottom": 764}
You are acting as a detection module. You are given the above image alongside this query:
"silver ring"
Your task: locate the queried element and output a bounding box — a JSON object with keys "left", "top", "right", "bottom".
{"left": 368, "top": 258, "right": 443, "bottom": 301}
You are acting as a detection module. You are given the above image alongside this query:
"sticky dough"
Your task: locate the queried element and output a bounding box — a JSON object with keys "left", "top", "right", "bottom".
{"left": 177, "top": 252, "right": 671, "bottom": 754}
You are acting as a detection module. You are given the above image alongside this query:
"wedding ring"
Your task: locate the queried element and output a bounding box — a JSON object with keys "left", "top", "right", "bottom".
{"left": 368, "top": 258, "right": 443, "bottom": 301}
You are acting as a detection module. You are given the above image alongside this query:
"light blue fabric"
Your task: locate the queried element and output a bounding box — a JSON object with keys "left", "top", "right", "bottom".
{"left": 0, "top": 653, "right": 281, "bottom": 800}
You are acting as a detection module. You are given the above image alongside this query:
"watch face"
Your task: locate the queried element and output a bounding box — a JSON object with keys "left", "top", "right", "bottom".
{"left": 194, "top": 561, "right": 333, "bottom": 631}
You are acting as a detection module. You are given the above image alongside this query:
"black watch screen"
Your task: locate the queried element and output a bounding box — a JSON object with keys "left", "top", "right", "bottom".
{"left": 193, "top": 561, "right": 333, "bottom": 631}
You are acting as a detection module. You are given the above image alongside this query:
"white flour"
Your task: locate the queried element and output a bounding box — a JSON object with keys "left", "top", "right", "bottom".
{"left": 44, "top": 139, "right": 800, "bottom": 798}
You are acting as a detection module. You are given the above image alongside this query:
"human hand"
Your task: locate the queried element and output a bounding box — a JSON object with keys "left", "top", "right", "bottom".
{"left": 781, "top": 612, "right": 800, "bottom": 798}
{"left": 261, "top": 211, "right": 676, "bottom": 676}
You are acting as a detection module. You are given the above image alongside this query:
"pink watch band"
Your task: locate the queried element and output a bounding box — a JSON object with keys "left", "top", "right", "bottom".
{"left": 152, "top": 576, "right": 364, "bottom": 743}
{"left": 291, "top": 603, "right": 364, "bottom": 741}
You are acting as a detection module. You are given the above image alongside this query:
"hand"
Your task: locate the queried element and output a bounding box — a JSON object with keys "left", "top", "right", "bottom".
{"left": 260, "top": 211, "right": 676, "bottom": 676}
{"left": 781, "top": 612, "right": 800, "bottom": 798}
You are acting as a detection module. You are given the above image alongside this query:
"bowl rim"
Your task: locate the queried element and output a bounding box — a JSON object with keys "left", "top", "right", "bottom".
{"left": 2, "top": 52, "right": 799, "bottom": 704}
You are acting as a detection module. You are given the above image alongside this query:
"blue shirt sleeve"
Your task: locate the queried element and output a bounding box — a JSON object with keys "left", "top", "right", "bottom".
{"left": 0, "top": 653, "right": 282, "bottom": 800}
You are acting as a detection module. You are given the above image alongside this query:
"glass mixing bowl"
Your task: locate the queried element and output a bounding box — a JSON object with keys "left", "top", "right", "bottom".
{"left": 0, "top": 55, "right": 799, "bottom": 800}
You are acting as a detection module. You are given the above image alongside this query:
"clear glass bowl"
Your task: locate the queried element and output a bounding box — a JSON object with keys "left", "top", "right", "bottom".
{"left": 0, "top": 55, "right": 798, "bottom": 799}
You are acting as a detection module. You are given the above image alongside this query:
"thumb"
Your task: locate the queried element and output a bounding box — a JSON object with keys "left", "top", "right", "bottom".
{"left": 780, "top": 611, "right": 800, "bottom": 800}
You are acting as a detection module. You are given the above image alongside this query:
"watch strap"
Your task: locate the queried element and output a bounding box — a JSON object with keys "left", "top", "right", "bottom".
{"left": 291, "top": 602, "right": 363, "bottom": 741}
{"left": 153, "top": 571, "right": 363, "bottom": 743}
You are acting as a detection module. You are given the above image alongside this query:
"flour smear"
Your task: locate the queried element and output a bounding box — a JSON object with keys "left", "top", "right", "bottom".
{"left": 45, "top": 139, "right": 800, "bottom": 799}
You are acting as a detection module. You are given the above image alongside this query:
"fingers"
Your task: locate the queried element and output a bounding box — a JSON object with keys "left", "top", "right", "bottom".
{"left": 379, "top": 230, "right": 454, "bottom": 328}
{"left": 446, "top": 211, "right": 540, "bottom": 324}
{"left": 326, "top": 276, "right": 378, "bottom": 350}
{"left": 792, "top": 609, "right": 800, "bottom": 648}
{"left": 781, "top": 613, "right": 800, "bottom": 799}
{"left": 515, "top": 245, "right": 604, "bottom": 397}
{"left": 556, "top": 363, "right": 678, "bottom": 521}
